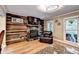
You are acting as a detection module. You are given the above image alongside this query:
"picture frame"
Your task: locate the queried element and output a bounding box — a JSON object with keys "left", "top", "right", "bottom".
{"left": 12, "top": 17, "right": 23, "bottom": 23}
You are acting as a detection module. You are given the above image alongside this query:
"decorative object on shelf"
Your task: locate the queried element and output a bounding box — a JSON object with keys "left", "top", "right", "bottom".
{"left": 23, "top": 18, "right": 28, "bottom": 25}
{"left": 34, "top": 18, "right": 37, "bottom": 23}
{"left": 12, "top": 17, "right": 23, "bottom": 23}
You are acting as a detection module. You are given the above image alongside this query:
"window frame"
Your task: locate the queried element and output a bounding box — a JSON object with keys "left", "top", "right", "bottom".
{"left": 47, "top": 20, "right": 53, "bottom": 32}
{"left": 64, "top": 16, "right": 79, "bottom": 44}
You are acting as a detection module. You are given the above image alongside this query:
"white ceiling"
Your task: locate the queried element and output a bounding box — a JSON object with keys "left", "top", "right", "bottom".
{"left": 5, "top": 5, "right": 79, "bottom": 19}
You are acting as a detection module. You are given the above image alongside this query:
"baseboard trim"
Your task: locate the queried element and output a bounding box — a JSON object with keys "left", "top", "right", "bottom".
{"left": 53, "top": 38, "right": 79, "bottom": 48}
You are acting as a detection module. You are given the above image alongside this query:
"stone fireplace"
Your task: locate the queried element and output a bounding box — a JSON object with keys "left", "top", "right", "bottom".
{"left": 30, "top": 29, "right": 38, "bottom": 38}
{"left": 26, "top": 26, "right": 38, "bottom": 40}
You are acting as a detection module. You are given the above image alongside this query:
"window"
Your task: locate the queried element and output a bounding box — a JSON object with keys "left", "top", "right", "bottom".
{"left": 47, "top": 21, "right": 53, "bottom": 32}
{"left": 65, "top": 17, "right": 79, "bottom": 43}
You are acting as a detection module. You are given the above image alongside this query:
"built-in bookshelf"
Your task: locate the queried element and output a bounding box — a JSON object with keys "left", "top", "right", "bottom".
{"left": 25, "top": 16, "right": 44, "bottom": 40}
{"left": 26, "top": 16, "right": 44, "bottom": 32}
{"left": 6, "top": 13, "right": 27, "bottom": 44}
{"left": 6, "top": 13, "right": 44, "bottom": 44}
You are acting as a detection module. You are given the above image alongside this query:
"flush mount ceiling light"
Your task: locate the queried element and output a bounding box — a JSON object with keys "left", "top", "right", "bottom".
{"left": 37, "top": 5, "right": 63, "bottom": 13}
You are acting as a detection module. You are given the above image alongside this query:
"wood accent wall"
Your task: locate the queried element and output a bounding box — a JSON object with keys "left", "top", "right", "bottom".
{"left": 6, "top": 13, "right": 27, "bottom": 44}
{"left": 6, "top": 13, "right": 44, "bottom": 45}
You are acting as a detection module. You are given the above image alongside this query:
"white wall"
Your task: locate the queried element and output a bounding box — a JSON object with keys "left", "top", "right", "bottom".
{"left": 0, "top": 6, "right": 6, "bottom": 53}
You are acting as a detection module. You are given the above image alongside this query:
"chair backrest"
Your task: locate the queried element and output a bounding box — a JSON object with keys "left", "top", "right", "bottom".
{"left": 43, "top": 31, "right": 52, "bottom": 37}
{"left": 0, "top": 30, "right": 5, "bottom": 48}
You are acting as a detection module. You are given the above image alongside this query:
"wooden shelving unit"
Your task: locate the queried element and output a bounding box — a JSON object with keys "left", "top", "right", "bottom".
{"left": 6, "top": 13, "right": 44, "bottom": 45}
{"left": 6, "top": 13, "right": 27, "bottom": 44}
{"left": 27, "top": 16, "right": 44, "bottom": 32}
{"left": 26, "top": 16, "right": 44, "bottom": 40}
{"left": 7, "top": 30, "right": 27, "bottom": 33}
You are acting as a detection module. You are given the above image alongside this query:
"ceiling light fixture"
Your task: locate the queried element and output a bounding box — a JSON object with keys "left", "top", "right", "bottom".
{"left": 37, "top": 5, "right": 63, "bottom": 13}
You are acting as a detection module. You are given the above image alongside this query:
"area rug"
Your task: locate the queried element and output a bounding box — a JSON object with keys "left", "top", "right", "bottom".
{"left": 35, "top": 44, "right": 66, "bottom": 54}
{"left": 35, "top": 46, "right": 56, "bottom": 54}
{"left": 35, "top": 45, "right": 79, "bottom": 54}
